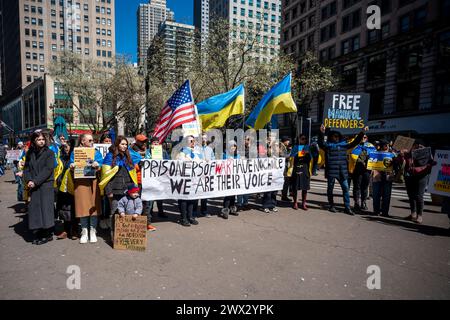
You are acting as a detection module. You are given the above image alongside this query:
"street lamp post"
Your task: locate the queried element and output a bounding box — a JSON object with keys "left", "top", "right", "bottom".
{"left": 307, "top": 118, "right": 312, "bottom": 145}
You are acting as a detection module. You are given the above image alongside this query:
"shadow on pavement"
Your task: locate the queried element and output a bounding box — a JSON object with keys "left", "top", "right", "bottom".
{"left": 391, "top": 205, "right": 442, "bottom": 214}
{"left": 9, "top": 213, "right": 35, "bottom": 243}
{"left": 362, "top": 216, "right": 450, "bottom": 237}
{"left": 8, "top": 203, "right": 27, "bottom": 214}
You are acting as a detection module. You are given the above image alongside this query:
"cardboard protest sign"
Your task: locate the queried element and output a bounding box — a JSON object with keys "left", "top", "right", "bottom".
{"left": 182, "top": 121, "right": 200, "bottom": 137}
{"left": 428, "top": 150, "right": 450, "bottom": 196}
{"left": 151, "top": 145, "right": 163, "bottom": 160}
{"left": 6, "top": 150, "right": 22, "bottom": 162}
{"left": 73, "top": 147, "right": 96, "bottom": 179}
{"left": 114, "top": 215, "right": 147, "bottom": 252}
{"left": 412, "top": 147, "right": 432, "bottom": 167}
{"left": 94, "top": 144, "right": 111, "bottom": 159}
{"left": 323, "top": 92, "right": 370, "bottom": 134}
{"left": 392, "top": 136, "right": 415, "bottom": 152}
{"left": 367, "top": 152, "right": 395, "bottom": 172}
{"left": 141, "top": 158, "right": 285, "bottom": 201}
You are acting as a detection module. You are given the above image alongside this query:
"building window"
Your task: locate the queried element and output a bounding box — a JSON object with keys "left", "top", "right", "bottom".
{"left": 320, "top": 22, "right": 336, "bottom": 43}
{"left": 321, "top": 1, "right": 337, "bottom": 21}
{"left": 367, "top": 53, "right": 386, "bottom": 82}
{"left": 342, "top": 9, "right": 361, "bottom": 33}
{"left": 399, "top": 15, "right": 411, "bottom": 33}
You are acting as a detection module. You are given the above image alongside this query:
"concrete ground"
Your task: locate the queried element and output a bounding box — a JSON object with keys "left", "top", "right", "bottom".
{"left": 0, "top": 170, "right": 449, "bottom": 300}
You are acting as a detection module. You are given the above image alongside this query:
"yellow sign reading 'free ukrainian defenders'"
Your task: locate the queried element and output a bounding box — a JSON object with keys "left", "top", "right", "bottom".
{"left": 323, "top": 93, "right": 370, "bottom": 134}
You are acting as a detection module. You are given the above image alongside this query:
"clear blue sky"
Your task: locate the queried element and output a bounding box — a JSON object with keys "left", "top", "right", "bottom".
{"left": 115, "top": 0, "right": 194, "bottom": 63}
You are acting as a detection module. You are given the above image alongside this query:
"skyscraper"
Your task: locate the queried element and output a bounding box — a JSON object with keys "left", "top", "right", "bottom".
{"left": 152, "top": 20, "right": 195, "bottom": 82}
{"left": 194, "top": 0, "right": 210, "bottom": 50}
{"left": 209, "top": 0, "right": 282, "bottom": 63}
{"left": 0, "top": 0, "right": 116, "bottom": 140}
{"left": 137, "top": 0, "right": 173, "bottom": 66}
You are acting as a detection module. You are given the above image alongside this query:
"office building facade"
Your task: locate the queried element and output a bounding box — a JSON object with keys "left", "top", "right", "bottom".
{"left": 280, "top": 0, "right": 450, "bottom": 145}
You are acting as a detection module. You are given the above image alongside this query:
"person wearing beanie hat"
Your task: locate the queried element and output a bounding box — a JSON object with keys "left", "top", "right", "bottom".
{"left": 116, "top": 183, "right": 143, "bottom": 220}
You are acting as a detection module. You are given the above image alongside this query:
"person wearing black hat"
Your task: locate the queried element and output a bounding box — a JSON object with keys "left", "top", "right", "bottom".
{"left": 318, "top": 124, "right": 369, "bottom": 215}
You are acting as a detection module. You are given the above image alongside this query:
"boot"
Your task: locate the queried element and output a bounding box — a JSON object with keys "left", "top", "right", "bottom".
{"left": 89, "top": 227, "right": 97, "bottom": 243}
{"left": 80, "top": 228, "right": 88, "bottom": 244}
{"left": 361, "top": 201, "right": 368, "bottom": 211}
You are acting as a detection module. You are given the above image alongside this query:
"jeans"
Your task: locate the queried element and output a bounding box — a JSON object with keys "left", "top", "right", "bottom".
{"left": 312, "top": 158, "right": 318, "bottom": 175}
{"left": 405, "top": 175, "right": 428, "bottom": 216}
{"left": 352, "top": 170, "right": 370, "bottom": 206}
{"left": 262, "top": 191, "right": 277, "bottom": 209}
{"left": 237, "top": 194, "right": 249, "bottom": 206}
{"left": 372, "top": 180, "right": 392, "bottom": 215}
{"left": 281, "top": 177, "right": 291, "bottom": 198}
{"left": 80, "top": 216, "right": 98, "bottom": 229}
{"left": 17, "top": 176, "right": 24, "bottom": 201}
{"left": 179, "top": 200, "right": 195, "bottom": 222}
{"left": 148, "top": 200, "right": 164, "bottom": 215}
{"left": 223, "top": 196, "right": 236, "bottom": 209}
{"left": 327, "top": 177, "right": 351, "bottom": 209}
{"left": 142, "top": 201, "right": 152, "bottom": 224}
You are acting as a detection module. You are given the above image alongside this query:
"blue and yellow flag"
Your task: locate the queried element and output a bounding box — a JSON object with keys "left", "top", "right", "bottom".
{"left": 196, "top": 84, "right": 245, "bottom": 131}
{"left": 246, "top": 73, "right": 297, "bottom": 130}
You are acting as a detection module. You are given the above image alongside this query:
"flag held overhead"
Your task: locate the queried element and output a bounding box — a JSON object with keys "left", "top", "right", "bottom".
{"left": 245, "top": 73, "right": 297, "bottom": 130}
{"left": 196, "top": 84, "right": 245, "bottom": 131}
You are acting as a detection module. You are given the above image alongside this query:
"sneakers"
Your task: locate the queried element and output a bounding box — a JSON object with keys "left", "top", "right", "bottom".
{"left": 230, "top": 206, "right": 239, "bottom": 216}
{"left": 263, "top": 208, "right": 270, "bottom": 213}
{"left": 180, "top": 220, "right": 191, "bottom": 227}
{"left": 89, "top": 227, "right": 97, "bottom": 243}
{"left": 328, "top": 206, "right": 337, "bottom": 213}
{"left": 361, "top": 201, "right": 368, "bottom": 211}
{"left": 80, "top": 228, "right": 88, "bottom": 244}
{"left": 147, "top": 224, "right": 157, "bottom": 232}
{"left": 221, "top": 208, "right": 230, "bottom": 219}
{"left": 189, "top": 219, "right": 199, "bottom": 225}
{"left": 415, "top": 215, "right": 423, "bottom": 224}
{"left": 270, "top": 208, "right": 278, "bottom": 213}
{"left": 204, "top": 213, "right": 212, "bottom": 218}
{"left": 344, "top": 207, "right": 355, "bottom": 216}
{"left": 56, "top": 231, "right": 67, "bottom": 240}
{"left": 99, "top": 219, "right": 108, "bottom": 230}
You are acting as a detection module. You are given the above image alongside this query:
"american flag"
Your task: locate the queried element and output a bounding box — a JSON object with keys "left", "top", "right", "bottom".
{"left": 153, "top": 80, "right": 197, "bottom": 143}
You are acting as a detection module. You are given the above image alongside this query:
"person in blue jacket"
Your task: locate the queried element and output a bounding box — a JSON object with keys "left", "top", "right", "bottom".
{"left": 318, "top": 124, "right": 368, "bottom": 215}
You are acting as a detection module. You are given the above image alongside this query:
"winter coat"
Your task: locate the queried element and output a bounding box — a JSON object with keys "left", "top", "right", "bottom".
{"left": 117, "top": 195, "right": 143, "bottom": 215}
{"left": 23, "top": 148, "right": 55, "bottom": 230}
{"left": 318, "top": 131, "right": 364, "bottom": 180}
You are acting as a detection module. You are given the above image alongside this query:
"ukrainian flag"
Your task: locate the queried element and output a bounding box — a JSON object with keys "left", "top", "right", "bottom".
{"left": 196, "top": 84, "right": 245, "bottom": 131}
{"left": 246, "top": 73, "right": 297, "bottom": 130}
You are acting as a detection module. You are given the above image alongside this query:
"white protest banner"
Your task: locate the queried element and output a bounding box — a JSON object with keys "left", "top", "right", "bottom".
{"left": 428, "top": 150, "right": 450, "bottom": 197}
{"left": 141, "top": 158, "right": 285, "bottom": 201}
{"left": 6, "top": 150, "right": 22, "bottom": 162}
{"left": 94, "top": 144, "right": 111, "bottom": 159}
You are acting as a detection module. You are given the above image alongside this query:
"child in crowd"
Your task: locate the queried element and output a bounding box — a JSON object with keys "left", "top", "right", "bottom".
{"left": 117, "top": 184, "right": 143, "bottom": 220}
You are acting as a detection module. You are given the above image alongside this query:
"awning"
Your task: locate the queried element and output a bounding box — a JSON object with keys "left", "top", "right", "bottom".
{"left": 367, "top": 112, "right": 450, "bottom": 135}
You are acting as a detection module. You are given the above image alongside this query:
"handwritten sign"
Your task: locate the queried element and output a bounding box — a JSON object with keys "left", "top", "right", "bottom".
{"left": 323, "top": 93, "right": 370, "bottom": 134}
{"left": 392, "top": 136, "right": 415, "bottom": 152}
{"left": 141, "top": 158, "right": 285, "bottom": 201}
{"left": 412, "top": 147, "right": 432, "bottom": 167}
{"left": 113, "top": 215, "right": 147, "bottom": 252}
{"left": 428, "top": 150, "right": 450, "bottom": 196}
{"left": 367, "top": 152, "right": 395, "bottom": 172}
{"left": 182, "top": 121, "right": 200, "bottom": 137}
{"left": 151, "top": 145, "right": 163, "bottom": 160}
{"left": 73, "top": 147, "right": 96, "bottom": 179}
{"left": 6, "top": 150, "right": 22, "bottom": 162}
{"left": 94, "top": 143, "right": 111, "bottom": 159}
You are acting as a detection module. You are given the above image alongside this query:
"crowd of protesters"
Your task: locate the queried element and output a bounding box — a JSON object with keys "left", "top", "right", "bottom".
{"left": 1, "top": 123, "right": 443, "bottom": 246}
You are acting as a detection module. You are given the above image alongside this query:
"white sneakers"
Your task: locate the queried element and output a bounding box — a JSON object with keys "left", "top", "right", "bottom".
{"left": 80, "top": 228, "right": 88, "bottom": 244}
{"left": 79, "top": 227, "right": 98, "bottom": 244}
{"left": 89, "top": 227, "right": 97, "bottom": 243}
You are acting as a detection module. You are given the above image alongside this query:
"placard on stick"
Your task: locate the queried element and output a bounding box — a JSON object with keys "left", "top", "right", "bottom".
{"left": 392, "top": 136, "right": 415, "bottom": 152}
{"left": 114, "top": 215, "right": 147, "bottom": 252}
{"left": 323, "top": 92, "right": 370, "bottom": 134}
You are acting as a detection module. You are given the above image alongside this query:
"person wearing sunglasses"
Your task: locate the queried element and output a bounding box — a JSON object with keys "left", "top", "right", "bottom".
{"left": 176, "top": 136, "right": 203, "bottom": 226}
{"left": 68, "top": 134, "right": 104, "bottom": 244}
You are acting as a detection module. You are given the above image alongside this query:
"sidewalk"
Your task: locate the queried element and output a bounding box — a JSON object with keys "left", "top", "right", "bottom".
{"left": 0, "top": 170, "right": 449, "bottom": 299}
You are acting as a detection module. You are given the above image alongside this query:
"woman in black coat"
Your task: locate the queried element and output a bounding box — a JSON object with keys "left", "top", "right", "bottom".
{"left": 23, "top": 130, "right": 56, "bottom": 245}
{"left": 291, "top": 135, "right": 312, "bottom": 210}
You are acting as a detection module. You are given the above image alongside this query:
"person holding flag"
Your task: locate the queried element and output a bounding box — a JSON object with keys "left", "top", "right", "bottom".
{"left": 153, "top": 80, "right": 198, "bottom": 144}
{"left": 245, "top": 73, "right": 297, "bottom": 130}
{"left": 348, "top": 134, "right": 376, "bottom": 213}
